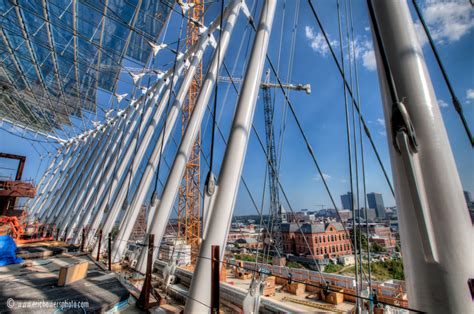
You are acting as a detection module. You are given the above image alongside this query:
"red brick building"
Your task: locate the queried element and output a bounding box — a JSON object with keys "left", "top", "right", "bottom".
{"left": 368, "top": 224, "right": 397, "bottom": 249}
{"left": 369, "top": 225, "right": 391, "bottom": 237}
{"left": 281, "top": 222, "right": 352, "bottom": 260}
{"left": 370, "top": 236, "right": 397, "bottom": 249}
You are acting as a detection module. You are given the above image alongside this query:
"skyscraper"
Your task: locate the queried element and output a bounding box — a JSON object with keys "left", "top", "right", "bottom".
{"left": 340, "top": 192, "right": 353, "bottom": 210}
{"left": 367, "top": 192, "right": 386, "bottom": 219}
{"left": 464, "top": 191, "right": 472, "bottom": 205}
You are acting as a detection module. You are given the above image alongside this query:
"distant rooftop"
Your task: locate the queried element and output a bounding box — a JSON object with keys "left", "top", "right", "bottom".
{"left": 281, "top": 222, "right": 345, "bottom": 233}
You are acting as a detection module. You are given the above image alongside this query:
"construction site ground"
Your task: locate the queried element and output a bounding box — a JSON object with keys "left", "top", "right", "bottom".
{"left": 0, "top": 243, "right": 129, "bottom": 313}
{"left": 228, "top": 275, "right": 355, "bottom": 313}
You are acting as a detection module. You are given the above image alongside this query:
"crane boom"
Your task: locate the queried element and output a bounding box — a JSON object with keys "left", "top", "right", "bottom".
{"left": 218, "top": 76, "right": 311, "bottom": 94}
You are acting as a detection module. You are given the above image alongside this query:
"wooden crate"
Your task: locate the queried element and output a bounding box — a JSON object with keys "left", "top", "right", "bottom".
{"left": 262, "top": 276, "right": 276, "bottom": 296}
{"left": 325, "top": 290, "right": 344, "bottom": 305}
{"left": 287, "top": 283, "right": 306, "bottom": 296}
{"left": 58, "top": 261, "right": 88, "bottom": 286}
{"left": 275, "top": 276, "right": 288, "bottom": 285}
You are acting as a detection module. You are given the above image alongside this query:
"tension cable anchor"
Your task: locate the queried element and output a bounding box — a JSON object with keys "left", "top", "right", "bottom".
{"left": 205, "top": 172, "right": 216, "bottom": 197}
{"left": 391, "top": 99, "right": 418, "bottom": 154}
{"left": 323, "top": 283, "right": 329, "bottom": 296}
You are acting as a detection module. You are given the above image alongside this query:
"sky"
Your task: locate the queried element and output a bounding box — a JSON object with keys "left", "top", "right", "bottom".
{"left": 1, "top": 0, "right": 473, "bottom": 217}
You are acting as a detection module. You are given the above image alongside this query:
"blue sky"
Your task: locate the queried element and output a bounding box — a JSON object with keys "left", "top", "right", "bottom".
{"left": 1, "top": 0, "right": 473, "bottom": 216}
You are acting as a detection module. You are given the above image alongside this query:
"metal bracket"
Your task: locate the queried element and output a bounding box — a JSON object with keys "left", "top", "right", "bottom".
{"left": 150, "top": 191, "right": 159, "bottom": 208}
{"left": 242, "top": 276, "right": 263, "bottom": 313}
{"left": 163, "top": 258, "right": 178, "bottom": 289}
{"left": 241, "top": 0, "right": 251, "bottom": 21}
{"left": 396, "top": 131, "right": 439, "bottom": 263}
{"left": 202, "top": 172, "right": 218, "bottom": 239}
{"left": 391, "top": 100, "right": 418, "bottom": 154}
{"left": 208, "top": 34, "right": 218, "bottom": 49}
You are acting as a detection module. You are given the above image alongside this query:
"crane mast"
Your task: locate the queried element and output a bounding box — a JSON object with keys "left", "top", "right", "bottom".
{"left": 261, "top": 70, "right": 311, "bottom": 255}
{"left": 177, "top": 0, "right": 203, "bottom": 265}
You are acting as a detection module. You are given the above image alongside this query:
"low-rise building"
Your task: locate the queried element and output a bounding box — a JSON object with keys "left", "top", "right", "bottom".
{"left": 234, "top": 237, "right": 261, "bottom": 249}
{"left": 281, "top": 222, "right": 352, "bottom": 260}
{"left": 370, "top": 235, "right": 397, "bottom": 249}
{"left": 337, "top": 254, "right": 355, "bottom": 266}
{"left": 369, "top": 225, "right": 392, "bottom": 238}
{"left": 227, "top": 225, "right": 260, "bottom": 242}
{"left": 338, "top": 210, "right": 352, "bottom": 222}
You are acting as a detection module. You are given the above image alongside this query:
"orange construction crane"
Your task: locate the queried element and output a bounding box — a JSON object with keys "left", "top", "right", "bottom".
{"left": 177, "top": 0, "right": 203, "bottom": 265}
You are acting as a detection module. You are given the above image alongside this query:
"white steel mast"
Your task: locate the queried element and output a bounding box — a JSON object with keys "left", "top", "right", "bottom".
{"left": 369, "top": 1, "right": 474, "bottom": 312}
{"left": 185, "top": 0, "right": 276, "bottom": 311}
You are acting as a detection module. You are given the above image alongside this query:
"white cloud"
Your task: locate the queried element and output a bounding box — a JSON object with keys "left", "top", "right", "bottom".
{"left": 304, "top": 26, "right": 338, "bottom": 56}
{"left": 377, "top": 118, "right": 385, "bottom": 126}
{"left": 466, "top": 88, "right": 474, "bottom": 101}
{"left": 414, "top": 1, "right": 474, "bottom": 46}
{"left": 315, "top": 173, "right": 331, "bottom": 181}
{"left": 438, "top": 99, "right": 449, "bottom": 108}
{"left": 304, "top": 25, "right": 378, "bottom": 71}
{"left": 362, "top": 49, "right": 377, "bottom": 71}
{"left": 375, "top": 118, "right": 387, "bottom": 136}
{"left": 349, "top": 38, "right": 377, "bottom": 71}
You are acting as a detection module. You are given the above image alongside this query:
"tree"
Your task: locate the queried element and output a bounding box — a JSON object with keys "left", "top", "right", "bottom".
{"left": 350, "top": 226, "right": 368, "bottom": 250}
{"left": 324, "top": 263, "right": 343, "bottom": 273}
{"left": 395, "top": 244, "right": 401, "bottom": 252}
{"left": 287, "top": 261, "right": 304, "bottom": 269}
{"left": 371, "top": 242, "right": 386, "bottom": 253}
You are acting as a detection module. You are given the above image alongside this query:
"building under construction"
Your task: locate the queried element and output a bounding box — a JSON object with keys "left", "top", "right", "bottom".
{"left": 0, "top": 0, "right": 473, "bottom": 313}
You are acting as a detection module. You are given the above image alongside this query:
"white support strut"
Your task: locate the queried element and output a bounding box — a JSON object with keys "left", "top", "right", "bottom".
{"left": 130, "top": 0, "right": 243, "bottom": 272}
{"left": 370, "top": 1, "right": 474, "bottom": 313}
{"left": 185, "top": 1, "right": 276, "bottom": 312}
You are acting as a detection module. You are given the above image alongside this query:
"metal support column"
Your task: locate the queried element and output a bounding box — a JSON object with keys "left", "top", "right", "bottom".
{"left": 28, "top": 147, "right": 63, "bottom": 217}
{"left": 34, "top": 142, "right": 84, "bottom": 219}
{"left": 54, "top": 118, "right": 125, "bottom": 229}
{"left": 27, "top": 146, "right": 64, "bottom": 217}
{"left": 65, "top": 105, "right": 144, "bottom": 241}
{"left": 83, "top": 77, "right": 174, "bottom": 248}
{"left": 133, "top": 0, "right": 242, "bottom": 274}
{"left": 47, "top": 125, "right": 112, "bottom": 224}
{"left": 89, "top": 64, "right": 185, "bottom": 253}
{"left": 136, "top": 234, "right": 156, "bottom": 310}
{"left": 40, "top": 130, "right": 104, "bottom": 222}
{"left": 71, "top": 87, "right": 167, "bottom": 245}
{"left": 58, "top": 115, "right": 132, "bottom": 234}
{"left": 211, "top": 245, "right": 220, "bottom": 313}
{"left": 186, "top": 1, "right": 276, "bottom": 311}
{"left": 111, "top": 23, "right": 225, "bottom": 263}
{"left": 370, "top": 1, "right": 474, "bottom": 312}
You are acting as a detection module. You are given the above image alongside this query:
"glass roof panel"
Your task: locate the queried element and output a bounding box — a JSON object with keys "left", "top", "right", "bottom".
{"left": 0, "top": 0, "right": 172, "bottom": 134}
